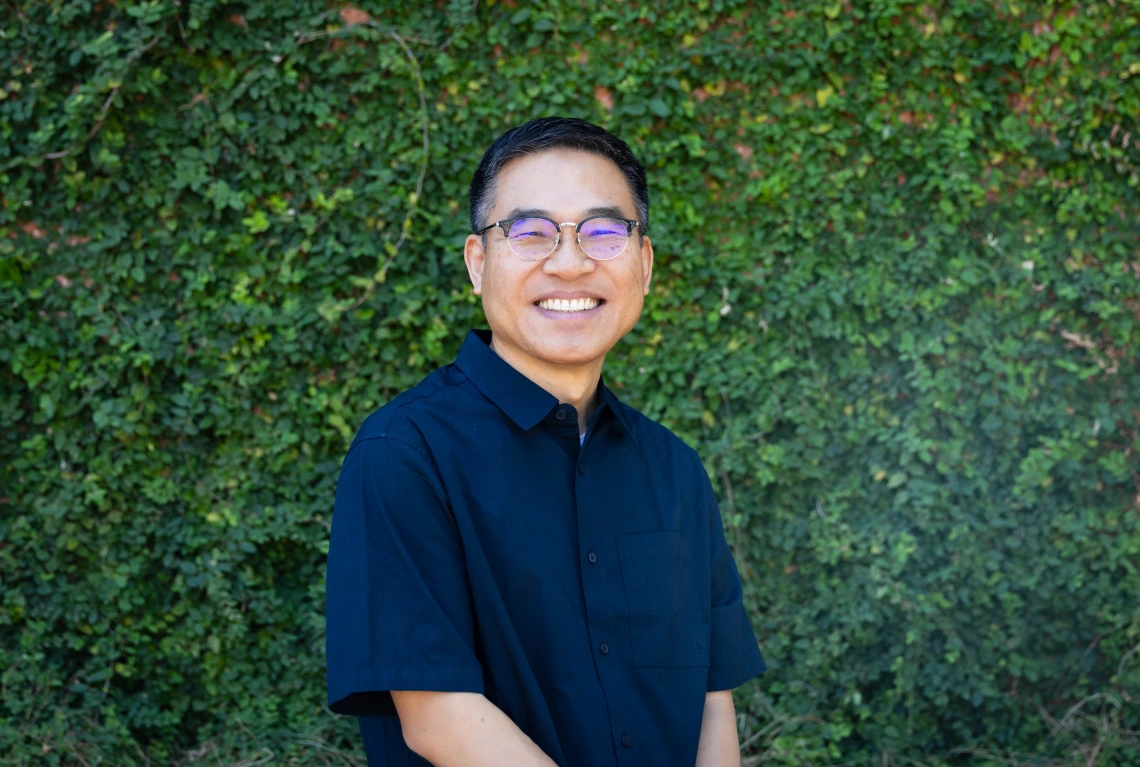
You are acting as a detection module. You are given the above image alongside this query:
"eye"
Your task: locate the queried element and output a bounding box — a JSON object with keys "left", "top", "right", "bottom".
{"left": 582, "top": 218, "right": 628, "bottom": 237}
{"left": 508, "top": 218, "right": 558, "bottom": 240}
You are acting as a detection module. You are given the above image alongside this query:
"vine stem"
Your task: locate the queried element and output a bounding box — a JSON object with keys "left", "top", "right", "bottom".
{"left": 376, "top": 29, "right": 431, "bottom": 281}
{"left": 345, "top": 28, "right": 431, "bottom": 312}
{"left": 43, "top": 87, "right": 120, "bottom": 161}
{"left": 41, "top": 32, "right": 161, "bottom": 161}
{"left": 290, "top": 22, "right": 433, "bottom": 318}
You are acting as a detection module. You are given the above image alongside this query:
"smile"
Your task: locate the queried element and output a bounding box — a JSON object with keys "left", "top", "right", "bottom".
{"left": 534, "top": 298, "right": 605, "bottom": 313}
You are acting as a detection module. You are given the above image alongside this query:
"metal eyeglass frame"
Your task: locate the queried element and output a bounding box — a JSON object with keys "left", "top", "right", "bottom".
{"left": 474, "top": 214, "right": 644, "bottom": 261}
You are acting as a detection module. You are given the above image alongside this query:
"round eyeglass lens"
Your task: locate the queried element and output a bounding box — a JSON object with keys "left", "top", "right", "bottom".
{"left": 507, "top": 218, "right": 559, "bottom": 260}
{"left": 580, "top": 217, "right": 630, "bottom": 260}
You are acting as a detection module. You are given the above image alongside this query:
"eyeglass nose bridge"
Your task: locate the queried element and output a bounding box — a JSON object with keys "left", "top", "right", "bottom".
{"left": 546, "top": 222, "right": 588, "bottom": 256}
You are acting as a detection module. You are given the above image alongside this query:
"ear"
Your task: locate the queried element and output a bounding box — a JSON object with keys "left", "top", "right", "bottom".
{"left": 464, "top": 233, "right": 487, "bottom": 295}
{"left": 639, "top": 235, "right": 654, "bottom": 296}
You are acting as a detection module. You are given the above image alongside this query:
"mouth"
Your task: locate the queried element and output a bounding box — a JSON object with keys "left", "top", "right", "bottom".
{"left": 533, "top": 297, "right": 606, "bottom": 315}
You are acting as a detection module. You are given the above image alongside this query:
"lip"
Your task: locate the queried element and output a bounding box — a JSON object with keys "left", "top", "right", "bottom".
{"left": 532, "top": 292, "right": 606, "bottom": 302}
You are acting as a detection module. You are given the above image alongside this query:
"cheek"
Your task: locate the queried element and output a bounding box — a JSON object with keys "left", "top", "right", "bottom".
{"left": 618, "top": 263, "right": 646, "bottom": 295}
{"left": 482, "top": 260, "right": 529, "bottom": 307}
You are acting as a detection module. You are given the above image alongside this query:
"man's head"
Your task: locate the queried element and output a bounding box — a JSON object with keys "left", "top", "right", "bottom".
{"left": 463, "top": 117, "right": 654, "bottom": 371}
{"left": 469, "top": 117, "right": 649, "bottom": 238}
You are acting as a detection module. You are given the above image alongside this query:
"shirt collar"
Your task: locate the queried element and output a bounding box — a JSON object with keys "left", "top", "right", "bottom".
{"left": 455, "top": 328, "right": 637, "bottom": 445}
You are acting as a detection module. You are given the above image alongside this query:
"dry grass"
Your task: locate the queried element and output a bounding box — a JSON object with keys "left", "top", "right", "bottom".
{"left": 738, "top": 684, "right": 1138, "bottom": 767}
{"left": 950, "top": 691, "right": 1139, "bottom": 767}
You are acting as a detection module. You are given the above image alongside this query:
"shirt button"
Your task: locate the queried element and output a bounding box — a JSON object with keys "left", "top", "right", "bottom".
{"left": 587, "top": 552, "right": 597, "bottom": 564}
{"left": 599, "top": 643, "right": 609, "bottom": 655}
{"left": 621, "top": 734, "right": 632, "bottom": 748}
{"left": 555, "top": 409, "right": 566, "bottom": 420}
{"left": 577, "top": 463, "right": 585, "bottom": 474}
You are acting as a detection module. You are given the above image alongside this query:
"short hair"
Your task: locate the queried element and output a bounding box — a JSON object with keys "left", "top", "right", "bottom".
{"left": 468, "top": 116, "right": 649, "bottom": 238}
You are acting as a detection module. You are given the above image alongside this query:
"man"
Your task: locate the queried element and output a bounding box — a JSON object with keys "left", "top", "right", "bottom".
{"left": 325, "top": 117, "right": 766, "bottom": 766}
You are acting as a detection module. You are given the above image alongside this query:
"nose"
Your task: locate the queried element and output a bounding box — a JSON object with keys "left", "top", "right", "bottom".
{"left": 542, "top": 223, "right": 595, "bottom": 277}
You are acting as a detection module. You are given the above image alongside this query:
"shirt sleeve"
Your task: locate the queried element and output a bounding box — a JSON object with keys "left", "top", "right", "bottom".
{"left": 325, "top": 435, "right": 483, "bottom": 716}
{"left": 704, "top": 476, "right": 767, "bottom": 692}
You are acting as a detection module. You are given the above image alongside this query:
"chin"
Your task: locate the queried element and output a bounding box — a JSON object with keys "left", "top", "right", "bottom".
{"left": 530, "top": 337, "right": 610, "bottom": 364}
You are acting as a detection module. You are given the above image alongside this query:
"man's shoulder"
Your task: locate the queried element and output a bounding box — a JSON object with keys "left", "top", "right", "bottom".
{"left": 614, "top": 396, "right": 708, "bottom": 476}
{"left": 348, "top": 363, "right": 470, "bottom": 459}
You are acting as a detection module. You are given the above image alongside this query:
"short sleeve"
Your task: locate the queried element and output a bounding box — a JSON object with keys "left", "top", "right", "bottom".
{"left": 704, "top": 478, "right": 767, "bottom": 692}
{"left": 325, "top": 436, "right": 483, "bottom": 716}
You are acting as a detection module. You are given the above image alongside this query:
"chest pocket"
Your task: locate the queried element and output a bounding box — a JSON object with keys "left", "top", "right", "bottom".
{"left": 617, "top": 531, "right": 709, "bottom": 667}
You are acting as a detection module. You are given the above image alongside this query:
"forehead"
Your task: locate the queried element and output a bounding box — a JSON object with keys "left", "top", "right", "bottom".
{"left": 490, "top": 148, "right": 635, "bottom": 217}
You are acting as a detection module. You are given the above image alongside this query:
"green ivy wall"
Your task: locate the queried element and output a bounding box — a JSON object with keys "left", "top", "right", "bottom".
{"left": 2, "top": 1, "right": 1139, "bottom": 764}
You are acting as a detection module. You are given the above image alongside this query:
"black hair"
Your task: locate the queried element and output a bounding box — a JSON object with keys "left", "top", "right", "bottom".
{"left": 468, "top": 116, "right": 649, "bottom": 238}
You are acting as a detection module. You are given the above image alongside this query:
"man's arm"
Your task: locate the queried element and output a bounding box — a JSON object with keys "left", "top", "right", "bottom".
{"left": 695, "top": 690, "right": 740, "bottom": 767}
{"left": 392, "top": 690, "right": 559, "bottom": 767}
{"left": 697, "top": 465, "right": 766, "bottom": 766}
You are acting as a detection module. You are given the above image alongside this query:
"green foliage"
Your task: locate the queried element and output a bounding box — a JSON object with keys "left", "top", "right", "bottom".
{"left": 2, "top": 0, "right": 1139, "bottom": 764}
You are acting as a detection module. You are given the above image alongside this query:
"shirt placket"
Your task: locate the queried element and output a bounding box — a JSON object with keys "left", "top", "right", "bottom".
{"left": 574, "top": 410, "right": 637, "bottom": 765}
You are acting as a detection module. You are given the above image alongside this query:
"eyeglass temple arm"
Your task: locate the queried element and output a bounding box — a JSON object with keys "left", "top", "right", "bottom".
{"left": 474, "top": 220, "right": 505, "bottom": 236}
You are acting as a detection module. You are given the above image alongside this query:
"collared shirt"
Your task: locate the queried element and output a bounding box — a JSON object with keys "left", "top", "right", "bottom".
{"left": 325, "top": 328, "right": 766, "bottom": 766}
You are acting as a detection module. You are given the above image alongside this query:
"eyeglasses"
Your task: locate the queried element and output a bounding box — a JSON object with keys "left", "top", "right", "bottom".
{"left": 475, "top": 215, "right": 643, "bottom": 261}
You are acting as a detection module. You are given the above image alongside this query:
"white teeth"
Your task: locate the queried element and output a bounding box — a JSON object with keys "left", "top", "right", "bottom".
{"left": 537, "top": 298, "right": 600, "bottom": 312}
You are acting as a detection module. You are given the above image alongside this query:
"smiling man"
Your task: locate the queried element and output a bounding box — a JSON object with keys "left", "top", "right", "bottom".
{"left": 325, "top": 117, "right": 766, "bottom": 766}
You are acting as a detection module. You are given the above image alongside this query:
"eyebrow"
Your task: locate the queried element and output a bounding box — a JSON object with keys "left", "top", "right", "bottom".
{"left": 498, "top": 205, "right": 632, "bottom": 222}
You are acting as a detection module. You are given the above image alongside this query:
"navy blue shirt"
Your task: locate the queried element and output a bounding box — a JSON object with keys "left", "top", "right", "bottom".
{"left": 325, "top": 328, "right": 765, "bottom": 766}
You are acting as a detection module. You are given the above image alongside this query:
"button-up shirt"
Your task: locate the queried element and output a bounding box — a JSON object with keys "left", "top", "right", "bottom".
{"left": 325, "top": 328, "right": 766, "bottom": 766}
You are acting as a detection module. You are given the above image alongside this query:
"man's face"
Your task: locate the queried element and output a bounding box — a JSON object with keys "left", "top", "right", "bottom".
{"left": 463, "top": 148, "right": 654, "bottom": 368}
